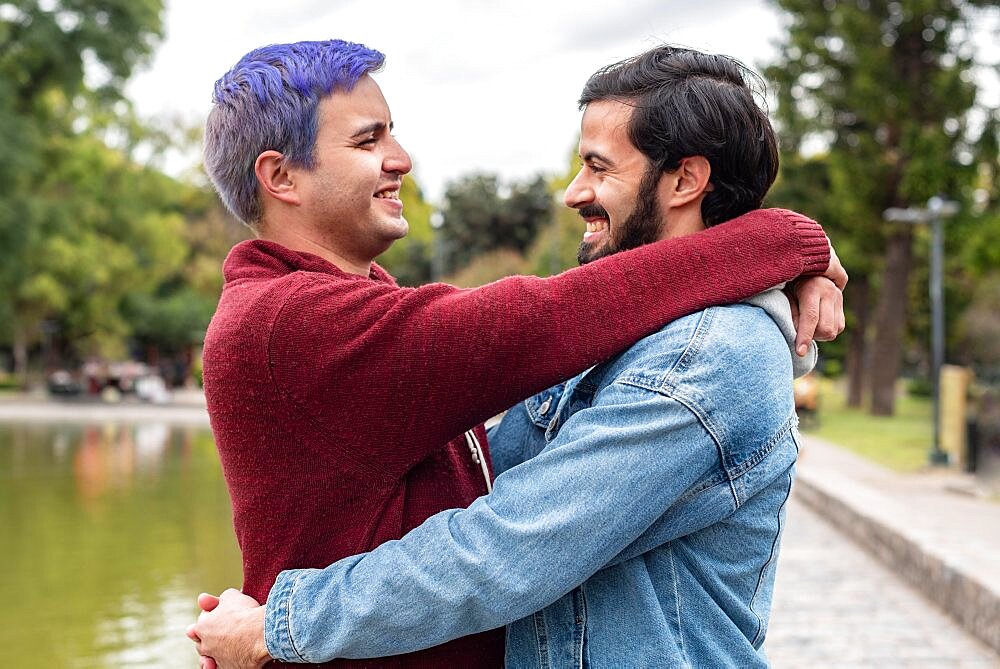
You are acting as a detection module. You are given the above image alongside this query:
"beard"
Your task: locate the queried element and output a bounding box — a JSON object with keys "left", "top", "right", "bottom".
{"left": 576, "top": 166, "right": 665, "bottom": 265}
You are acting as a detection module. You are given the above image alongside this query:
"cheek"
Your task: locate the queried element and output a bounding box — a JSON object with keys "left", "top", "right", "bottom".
{"left": 595, "top": 185, "right": 625, "bottom": 222}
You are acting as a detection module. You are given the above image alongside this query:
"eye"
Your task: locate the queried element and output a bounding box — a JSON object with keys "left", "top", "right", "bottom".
{"left": 587, "top": 163, "right": 605, "bottom": 174}
{"left": 358, "top": 136, "right": 377, "bottom": 147}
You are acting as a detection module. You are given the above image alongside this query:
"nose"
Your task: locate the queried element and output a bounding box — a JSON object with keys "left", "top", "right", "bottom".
{"left": 563, "top": 168, "right": 593, "bottom": 209}
{"left": 384, "top": 136, "right": 412, "bottom": 176}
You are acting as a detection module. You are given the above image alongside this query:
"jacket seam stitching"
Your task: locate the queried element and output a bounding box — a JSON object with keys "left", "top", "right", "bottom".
{"left": 726, "top": 414, "right": 797, "bottom": 480}
{"left": 613, "top": 380, "right": 734, "bottom": 497}
{"left": 285, "top": 573, "right": 310, "bottom": 662}
{"left": 669, "top": 545, "right": 689, "bottom": 665}
{"left": 750, "top": 467, "right": 794, "bottom": 647}
{"left": 660, "top": 308, "right": 713, "bottom": 392}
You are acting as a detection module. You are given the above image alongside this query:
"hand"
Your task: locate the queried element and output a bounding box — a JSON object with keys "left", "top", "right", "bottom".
{"left": 823, "top": 242, "right": 848, "bottom": 290}
{"left": 788, "top": 276, "right": 845, "bottom": 356}
{"left": 188, "top": 594, "right": 221, "bottom": 669}
{"left": 186, "top": 589, "right": 271, "bottom": 669}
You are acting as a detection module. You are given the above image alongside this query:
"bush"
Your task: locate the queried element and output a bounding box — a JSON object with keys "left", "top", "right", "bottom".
{"left": 907, "top": 376, "right": 934, "bottom": 398}
{"left": 821, "top": 358, "right": 844, "bottom": 378}
{"left": 444, "top": 249, "right": 529, "bottom": 288}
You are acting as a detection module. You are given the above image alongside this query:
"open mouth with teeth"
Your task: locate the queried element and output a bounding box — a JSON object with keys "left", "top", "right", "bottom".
{"left": 374, "top": 189, "right": 400, "bottom": 200}
{"left": 583, "top": 219, "right": 609, "bottom": 242}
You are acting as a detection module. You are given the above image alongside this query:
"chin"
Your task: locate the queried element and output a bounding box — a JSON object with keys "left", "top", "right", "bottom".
{"left": 577, "top": 241, "right": 612, "bottom": 265}
{"left": 380, "top": 217, "right": 409, "bottom": 240}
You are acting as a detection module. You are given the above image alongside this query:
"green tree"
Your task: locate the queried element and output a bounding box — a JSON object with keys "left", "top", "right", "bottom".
{"left": 764, "top": 0, "right": 999, "bottom": 414}
{"left": 439, "top": 173, "right": 552, "bottom": 271}
{"left": 0, "top": 0, "right": 164, "bottom": 377}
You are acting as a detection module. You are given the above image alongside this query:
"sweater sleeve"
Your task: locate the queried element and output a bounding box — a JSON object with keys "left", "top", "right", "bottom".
{"left": 269, "top": 208, "right": 828, "bottom": 478}
{"left": 263, "top": 384, "right": 725, "bottom": 662}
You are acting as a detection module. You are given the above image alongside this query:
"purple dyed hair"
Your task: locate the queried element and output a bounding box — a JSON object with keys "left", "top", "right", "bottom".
{"left": 204, "top": 39, "right": 385, "bottom": 226}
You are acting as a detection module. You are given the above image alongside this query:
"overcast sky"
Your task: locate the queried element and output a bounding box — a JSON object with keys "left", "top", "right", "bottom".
{"left": 126, "top": 1, "right": 1000, "bottom": 203}
{"left": 127, "top": 0, "right": 788, "bottom": 202}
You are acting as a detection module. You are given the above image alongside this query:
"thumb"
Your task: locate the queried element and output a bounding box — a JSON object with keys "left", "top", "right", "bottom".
{"left": 198, "top": 593, "right": 221, "bottom": 612}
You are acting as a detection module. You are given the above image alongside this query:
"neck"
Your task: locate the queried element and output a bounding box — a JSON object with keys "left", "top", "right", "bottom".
{"left": 659, "top": 208, "right": 706, "bottom": 241}
{"left": 257, "top": 220, "right": 372, "bottom": 276}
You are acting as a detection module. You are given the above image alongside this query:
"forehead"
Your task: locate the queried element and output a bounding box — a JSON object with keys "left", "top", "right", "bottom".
{"left": 578, "top": 99, "right": 641, "bottom": 160}
{"left": 318, "top": 75, "right": 391, "bottom": 130}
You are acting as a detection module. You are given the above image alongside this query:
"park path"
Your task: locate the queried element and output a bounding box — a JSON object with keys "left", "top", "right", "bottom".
{"left": 766, "top": 496, "right": 1000, "bottom": 668}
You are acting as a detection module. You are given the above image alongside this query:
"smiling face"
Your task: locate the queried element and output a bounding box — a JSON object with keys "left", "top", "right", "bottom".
{"left": 566, "top": 99, "right": 667, "bottom": 265}
{"left": 292, "top": 75, "right": 412, "bottom": 266}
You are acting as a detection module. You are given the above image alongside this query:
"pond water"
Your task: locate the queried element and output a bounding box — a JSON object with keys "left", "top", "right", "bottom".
{"left": 0, "top": 421, "right": 242, "bottom": 667}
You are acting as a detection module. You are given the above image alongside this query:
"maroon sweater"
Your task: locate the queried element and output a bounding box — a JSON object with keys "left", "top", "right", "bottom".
{"left": 203, "top": 209, "right": 829, "bottom": 668}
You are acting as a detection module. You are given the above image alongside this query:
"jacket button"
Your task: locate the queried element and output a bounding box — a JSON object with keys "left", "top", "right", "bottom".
{"left": 539, "top": 398, "right": 551, "bottom": 415}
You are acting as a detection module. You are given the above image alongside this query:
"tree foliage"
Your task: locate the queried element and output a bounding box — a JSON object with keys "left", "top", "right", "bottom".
{"left": 764, "top": 0, "right": 1000, "bottom": 414}
{"left": 439, "top": 173, "right": 552, "bottom": 271}
{"left": 0, "top": 1, "right": 249, "bottom": 380}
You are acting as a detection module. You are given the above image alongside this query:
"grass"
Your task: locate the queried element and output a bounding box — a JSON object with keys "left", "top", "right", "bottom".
{"left": 800, "top": 378, "right": 934, "bottom": 472}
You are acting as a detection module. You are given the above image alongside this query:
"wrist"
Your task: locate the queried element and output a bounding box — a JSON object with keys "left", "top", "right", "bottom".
{"left": 249, "top": 606, "right": 272, "bottom": 666}
{"left": 787, "top": 213, "right": 830, "bottom": 276}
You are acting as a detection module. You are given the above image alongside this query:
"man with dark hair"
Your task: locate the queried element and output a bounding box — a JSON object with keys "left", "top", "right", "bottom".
{"left": 191, "top": 41, "right": 844, "bottom": 668}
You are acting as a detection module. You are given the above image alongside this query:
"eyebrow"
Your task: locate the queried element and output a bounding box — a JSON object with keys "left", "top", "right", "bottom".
{"left": 582, "top": 150, "right": 614, "bottom": 166}
{"left": 350, "top": 120, "right": 393, "bottom": 139}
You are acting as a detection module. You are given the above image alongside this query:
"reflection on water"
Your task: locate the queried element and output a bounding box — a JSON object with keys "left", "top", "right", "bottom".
{"left": 0, "top": 421, "right": 241, "bottom": 667}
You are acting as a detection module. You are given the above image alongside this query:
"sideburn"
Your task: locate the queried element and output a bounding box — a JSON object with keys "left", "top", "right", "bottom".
{"left": 612, "top": 166, "right": 665, "bottom": 253}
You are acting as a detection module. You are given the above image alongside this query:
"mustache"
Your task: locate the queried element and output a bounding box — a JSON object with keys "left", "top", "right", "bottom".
{"left": 577, "top": 204, "right": 610, "bottom": 220}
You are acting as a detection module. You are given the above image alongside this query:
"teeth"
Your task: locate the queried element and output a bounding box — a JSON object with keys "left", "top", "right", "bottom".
{"left": 375, "top": 190, "right": 400, "bottom": 199}
{"left": 585, "top": 221, "right": 608, "bottom": 233}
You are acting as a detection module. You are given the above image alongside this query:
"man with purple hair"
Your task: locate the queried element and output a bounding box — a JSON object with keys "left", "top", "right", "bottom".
{"left": 189, "top": 39, "right": 844, "bottom": 668}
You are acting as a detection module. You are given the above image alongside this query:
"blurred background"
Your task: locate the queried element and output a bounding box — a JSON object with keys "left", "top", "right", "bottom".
{"left": 2, "top": 0, "right": 1000, "bottom": 666}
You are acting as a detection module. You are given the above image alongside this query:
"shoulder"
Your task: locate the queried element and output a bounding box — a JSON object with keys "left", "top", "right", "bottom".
{"left": 668, "top": 303, "right": 791, "bottom": 387}
{"left": 580, "top": 304, "right": 797, "bottom": 484}
{"left": 603, "top": 305, "right": 786, "bottom": 381}
{"left": 598, "top": 304, "right": 792, "bottom": 415}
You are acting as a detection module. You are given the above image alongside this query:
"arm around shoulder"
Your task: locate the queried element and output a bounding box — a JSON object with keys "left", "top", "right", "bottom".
{"left": 263, "top": 382, "right": 722, "bottom": 662}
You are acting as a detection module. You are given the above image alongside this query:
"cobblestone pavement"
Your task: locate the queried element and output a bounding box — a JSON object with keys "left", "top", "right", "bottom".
{"left": 765, "top": 496, "right": 1000, "bottom": 668}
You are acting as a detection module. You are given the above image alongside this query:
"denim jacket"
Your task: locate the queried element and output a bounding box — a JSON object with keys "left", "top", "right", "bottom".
{"left": 265, "top": 290, "right": 808, "bottom": 667}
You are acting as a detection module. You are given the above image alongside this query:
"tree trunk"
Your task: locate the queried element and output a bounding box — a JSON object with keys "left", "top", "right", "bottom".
{"left": 869, "top": 228, "right": 914, "bottom": 415}
{"left": 13, "top": 326, "right": 28, "bottom": 384}
{"left": 845, "top": 275, "right": 871, "bottom": 408}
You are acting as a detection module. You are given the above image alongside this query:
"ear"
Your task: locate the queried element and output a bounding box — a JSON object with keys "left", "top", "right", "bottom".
{"left": 254, "top": 150, "right": 301, "bottom": 206}
{"left": 663, "top": 156, "right": 712, "bottom": 207}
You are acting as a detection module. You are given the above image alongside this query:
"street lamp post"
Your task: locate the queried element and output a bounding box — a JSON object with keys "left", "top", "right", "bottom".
{"left": 430, "top": 211, "right": 445, "bottom": 281}
{"left": 883, "top": 196, "right": 960, "bottom": 466}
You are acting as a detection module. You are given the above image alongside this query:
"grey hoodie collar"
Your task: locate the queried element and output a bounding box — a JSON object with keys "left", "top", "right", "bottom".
{"left": 744, "top": 287, "right": 818, "bottom": 378}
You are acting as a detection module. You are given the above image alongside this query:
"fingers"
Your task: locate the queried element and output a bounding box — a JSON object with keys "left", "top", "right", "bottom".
{"left": 199, "top": 592, "right": 221, "bottom": 612}
{"left": 218, "top": 588, "right": 262, "bottom": 608}
{"left": 220, "top": 587, "right": 244, "bottom": 601}
{"left": 188, "top": 588, "right": 267, "bottom": 668}
{"left": 813, "top": 283, "right": 845, "bottom": 341}
{"left": 190, "top": 594, "right": 223, "bottom": 669}
{"left": 823, "top": 244, "right": 849, "bottom": 290}
{"left": 792, "top": 276, "right": 846, "bottom": 355}
{"left": 794, "top": 298, "right": 820, "bottom": 357}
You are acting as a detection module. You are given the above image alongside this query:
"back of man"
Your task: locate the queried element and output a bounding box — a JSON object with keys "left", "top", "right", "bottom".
{"left": 499, "top": 297, "right": 799, "bottom": 667}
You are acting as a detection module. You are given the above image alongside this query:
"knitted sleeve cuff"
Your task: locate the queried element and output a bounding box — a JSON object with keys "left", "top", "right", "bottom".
{"left": 785, "top": 211, "right": 831, "bottom": 276}
{"left": 265, "top": 569, "right": 310, "bottom": 663}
